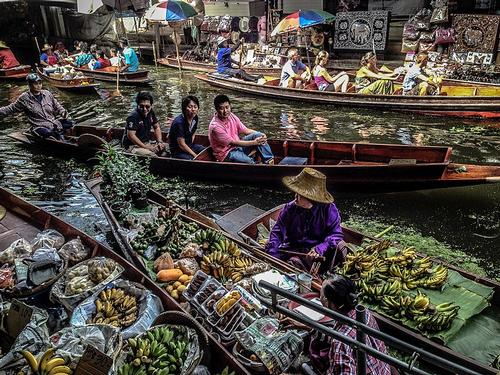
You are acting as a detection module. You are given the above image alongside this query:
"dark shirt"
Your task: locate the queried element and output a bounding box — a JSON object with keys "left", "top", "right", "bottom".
{"left": 122, "top": 108, "right": 158, "bottom": 148}
{"left": 216, "top": 47, "right": 232, "bottom": 73}
{"left": 168, "top": 114, "right": 198, "bottom": 155}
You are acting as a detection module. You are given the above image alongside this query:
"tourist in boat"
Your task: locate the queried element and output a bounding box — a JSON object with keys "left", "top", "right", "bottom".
{"left": 0, "top": 40, "right": 21, "bottom": 69}
{"left": 91, "top": 50, "right": 111, "bottom": 70}
{"left": 280, "top": 47, "right": 311, "bottom": 89}
{"left": 265, "top": 167, "right": 350, "bottom": 273}
{"left": 0, "top": 73, "right": 73, "bottom": 139}
{"left": 355, "top": 52, "right": 398, "bottom": 95}
{"left": 119, "top": 38, "right": 139, "bottom": 73}
{"left": 402, "top": 52, "right": 439, "bottom": 96}
{"left": 73, "top": 42, "right": 93, "bottom": 68}
{"left": 53, "top": 41, "right": 69, "bottom": 62}
{"left": 109, "top": 48, "right": 123, "bottom": 68}
{"left": 307, "top": 275, "right": 391, "bottom": 375}
{"left": 208, "top": 94, "right": 274, "bottom": 164}
{"left": 216, "top": 37, "right": 260, "bottom": 82}
{"left": 312, "top": 51, "right": 349, "bottom": 93}
{"left": 122, "top": 91, "right": 166, "bottom": 157}
{"left": 169, "top": 95, "right": 205, "bottom": 160}
{"left": 40, "top": 44, "right": 58, "bottom": 67}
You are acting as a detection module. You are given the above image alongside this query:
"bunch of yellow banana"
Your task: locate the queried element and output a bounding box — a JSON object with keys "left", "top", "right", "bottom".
{"left": 229, "top": 256, "right": 255, "bottom": 282}
{"left": 21, "top": 347, "right": 72, "bottom": 375}
{"left": 385, "top": 247, "right": 417, "bottom": 266}
{"left": 362, "top": 239, "right": 392, "bottom": 254}
{"left": 200, "top": 251, "right": 232, "bottom": 280}
{"left": 89, "top": 287, "right": 138, "bottom": 327}
{"left": 418, "top": 265, "right": 448, "bottom": 289}
{"left": 342, "top": 251, "right": 377, "bottom": 274}
{"left": 211, "top": 238, "right": 241, "bottom": 257}
{"left": 416, "top": 302, "right": 460, "bottom": 331}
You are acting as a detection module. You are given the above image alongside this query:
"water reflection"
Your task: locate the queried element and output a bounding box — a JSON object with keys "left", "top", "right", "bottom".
{"left": 0, "top": 67, "right": 499, "bottom": 276}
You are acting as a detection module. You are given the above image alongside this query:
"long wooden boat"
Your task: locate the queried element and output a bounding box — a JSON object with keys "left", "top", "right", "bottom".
{"left": 0, "top": 186, "right": 250, "bottom": 375}
{"left": 0, "top": 65, "right": 31, "bottom": 80}
{"left": 195, "top": 73, "right": 500, "bottom": 119}
{"left": 238, "top": 204, "right": 500, "bottom": 375}
{"left": 157, "top": 55, "right": 282, "bottom": 75}
{"left": 36, "top": 67, "right": 99, "bottom": 93}
{"left": 74, "top": 66, "right": 153, "bottom": 85}
{"left": 8, "top": 124, "right": 500, "bottom": 193}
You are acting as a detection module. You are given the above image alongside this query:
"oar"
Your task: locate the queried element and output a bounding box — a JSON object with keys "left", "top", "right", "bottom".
{"left": 374, "top": 225, "right": 394, "bottom": 238}
{"left": 238, "top": 39, "right": 245, "bottom": 68}
{"left": 277, "top": 249, "right": 325, "bottom": 261}
{"left": 114, "top": 50, "right": 122, "bottom": 97}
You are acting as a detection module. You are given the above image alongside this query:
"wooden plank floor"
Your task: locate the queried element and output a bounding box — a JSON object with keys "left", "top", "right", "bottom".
{"left": 0, "top": 209, "right": 40, "bottom": 250}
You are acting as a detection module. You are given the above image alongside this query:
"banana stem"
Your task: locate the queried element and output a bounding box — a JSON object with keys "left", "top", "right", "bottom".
{"left": 374, "top": 225, "right": 394, "bottom": 238}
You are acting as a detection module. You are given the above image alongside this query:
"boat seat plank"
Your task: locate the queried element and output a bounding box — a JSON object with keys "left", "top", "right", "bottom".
{"left": 279, "top": 156, "right": 308, "bottom": 165}
{"left": 216, "top": 204, "right": 265, "bottom": 238}
{"left": 193, "top": 146, "right": 216, "bottom": 161}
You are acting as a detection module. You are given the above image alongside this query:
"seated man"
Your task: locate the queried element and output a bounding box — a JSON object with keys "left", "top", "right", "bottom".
{"left": 280, "top": 47, "right": 310, "bottom": 88}
{"left": 119, "top": 38, "right": 139, "bottom": 73}
{"left": 265, "top": 168, "right": 350, "bottom": 274}
{"left": 168, "top": 95, "right": 205, "bottom": 160}
{"left": 208, "top": 94, "right": 273, "bottom": 164}
{"left": 403, "top": 52, "right": 439, "bottom": 96}
{"left": 216, "top": 37, "right": 260, "bottom": 82}
{"left": 0, "top": 40, "right": 20, "bottom": 69}
{"left": 122, "top": 91, "right": 166, "bottom": 157}
{"left": 0, "top": 73, "right": 72, "bottom": 139}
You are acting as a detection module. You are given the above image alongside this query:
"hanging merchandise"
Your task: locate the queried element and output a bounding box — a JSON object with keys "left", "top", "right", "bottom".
{"left": 413, "top": 8, "right": 432, "bottom": 30}
{"left": 401, "top": 39, "right": 420, "bottom": 53}
{"left": 435, "top": 27, "right": 455, "bottom": 45}
{"left": 430, "top": 6, "right": 449, "bottom": 24}
{"left": 420, "top": 30, "right": 435, "bottom": 43}
{"left": 403, "top": 21, "right": 420, "bottom": 41}
{"left": 239, "top": 17, "right": 250, "bottom": 33}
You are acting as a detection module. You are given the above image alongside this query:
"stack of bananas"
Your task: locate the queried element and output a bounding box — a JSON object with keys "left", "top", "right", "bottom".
{"left": 193, "top": 229, "right": 224, "bottom": 250}
{"left": 21, "top": 348, "right": 72, "bottom": 375}
{"left": 415, "top": 302, "right": 461, "bottom": 332}
{"left": 200, "top": 250, "right": 232, "bottom": 280}
{"left": 89, "top": 288, "right": 138, "bottom": 328}
{"left": 118, "top": 326, "right": 189, "bottom": 375}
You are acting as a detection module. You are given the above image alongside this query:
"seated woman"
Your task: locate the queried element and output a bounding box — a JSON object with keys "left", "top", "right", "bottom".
{"left": 308, "top": 275, "right": 391, "bottom": 375}
{"left": 265, "top": 168, "right": 350, "bottom": 274}
{"left": 403, "top": 52, "right": 438, "bottom": 96}
{"left": 312, "top": 51, "right": 349, "bottom": 93}
{"left": 53, "top": 41, "right": 69, "bottom": 62}
{"left": 168, "top": 95, "right": 205, "bottom": 160}
{"left": 355, "top": 52, "right": 398, "bottom": 95}
{"left": 73, "top": 42, "right": 93, "bottom": 68}
{"left": 40, "top": 44, "right": 58, "bottom": 67}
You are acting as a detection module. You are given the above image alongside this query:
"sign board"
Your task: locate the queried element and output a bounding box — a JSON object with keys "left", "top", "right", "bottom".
{"left": 7, "top": 300, "right": 33, "bottom": 339}
{"left": 75, "top": 345, "right": 113, "bottom": 375}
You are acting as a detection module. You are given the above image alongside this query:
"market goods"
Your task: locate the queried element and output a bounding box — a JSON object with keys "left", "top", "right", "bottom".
{"left": 183, "top": 271, "right": 208, "bottom": 299}
{"left": 215, "top": 290, "right": 242, "bottom": 316}
{"left": 21, "top": 347, "right": 72, "bottom": 375}
{"left": 200, "top": 251, "right": 232, "bottom": 280}
{"left": 175, "top": 258, "right": 199, "bottom": 276}
{"left": 0, "top": 238, "right": 32, "bottom": 264}
{"left": 193, "top": 229, "right": 224, "bottom": 251}
{"left": 58, "top": 238, "right": 89, "bottom": 266}
{"left": 179, "top": 243, "right": 201, "bottom": 258}
{"left": 154, "top": 253, "right": 175, "bottom": 272}
{"left": 0, "top": 265, "right": 15, "bottom": 288}
{"left": 89, "top": 288, "right": 138, "bottom": 327}
{"left": 117, "top": 326, "right": 190, "bottom": 375}
{"left": 87, "top": 258, "right": 116, "bottom": 284}
{"left": 164, "top": 272, "right": 192, "bottom": 300}
{"left": 157, "top": 269, "right": 183, "bottom": 282}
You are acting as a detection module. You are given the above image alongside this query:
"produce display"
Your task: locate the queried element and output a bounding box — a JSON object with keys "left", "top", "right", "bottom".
{"left": 117, "top": 326, "right": 190, "bottom": 375}
{"left": 89, "top": 288, "right": 138, "bottom": 327}
{"left": 20, "top": 347, "right": 72, "bottom": 375}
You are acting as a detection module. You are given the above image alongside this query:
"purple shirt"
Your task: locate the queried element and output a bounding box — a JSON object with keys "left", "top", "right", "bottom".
{"left": 265, "top": 201, "right": 344, "bottom": 258}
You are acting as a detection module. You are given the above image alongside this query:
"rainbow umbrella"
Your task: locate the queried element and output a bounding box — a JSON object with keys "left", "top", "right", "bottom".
{"left": 271, "top": 9, "right": 335, "bottom": 36}
{"left": 144, "top": 0, "right": 197, "bottom": 22}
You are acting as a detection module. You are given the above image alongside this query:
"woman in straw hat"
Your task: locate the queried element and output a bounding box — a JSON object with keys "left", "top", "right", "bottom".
{"left": 40, "top": 44, "right": 58, "bottom": 67}
{"left": 265, "top": 167, "right": 350, "bottom": 274}
{"left": 0, "top": 41, "right": 21, "bottom": 69}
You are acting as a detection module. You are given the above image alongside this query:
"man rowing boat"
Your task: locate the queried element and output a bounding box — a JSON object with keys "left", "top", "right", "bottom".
{"left": 265, "top": 168, "right": 350, "bottom": 274}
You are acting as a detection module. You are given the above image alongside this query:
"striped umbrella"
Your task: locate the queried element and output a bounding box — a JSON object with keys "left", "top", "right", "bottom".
{"left": 271, "top": 9, "right": 335, "bottom": 36}
{"left": 145, "top": 0, "right": 198, "bottom": 22}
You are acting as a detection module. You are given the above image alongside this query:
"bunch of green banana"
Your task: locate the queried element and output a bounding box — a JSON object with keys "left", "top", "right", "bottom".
{"left": 362, "top": 239, "right": 392, "bottom": 254}
{"left": 193, "top": 229, "right": 224, "bottom": 251}
{"left": 358, "top": 280, "right": 399, "bottom": 301}
{"left": 212, "top": 238, "right": 242, "bottom": 257}
{"left": 118, "top": 326, "right": 189, "bottom": 375}
{"left": 416, "top": 302, "right": 460, "bottom": 332}
{"left": 20, "top": 347, "right": 72, "bottom": 375}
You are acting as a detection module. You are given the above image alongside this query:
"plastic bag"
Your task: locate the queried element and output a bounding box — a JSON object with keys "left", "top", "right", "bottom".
{"left": 31, "top": 230, "right": 65, "bottom": 251}
{"left": 70, "top": 279, "right": 163, "bottom": 339}
{"left": 87, "top": 258, "right": 118, "bottom": 284}
{"left": 0, "top": 264, "right": 15, "bottom": 289}
{"left": 49, "top": 324, "right": 122, "bottom": 368}
{"left": 58, "top": 238, "right": 90, "bottom": 266}
{"left": 0, "top": 239, "right": 32, "bottom": 264}
{"left": 176, "top": 258, "right": 200, "bottom": 276}
{"left": 179, "top": 243, "right": 202, "bottom": 259}
{"left": 51, "top": 257, "right": 124, "bottom": 311}
{"left": 31, "top": 248, "right": 62, "bottom": 263}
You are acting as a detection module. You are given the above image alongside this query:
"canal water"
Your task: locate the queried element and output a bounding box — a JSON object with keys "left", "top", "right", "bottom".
{"left": 0, "top": 67, "right": 499, "bottom": 277}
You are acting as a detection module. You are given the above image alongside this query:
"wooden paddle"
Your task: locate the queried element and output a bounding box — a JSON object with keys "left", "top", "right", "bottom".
{"left": 277, "top": 249, "right": 325, "bottom": 261}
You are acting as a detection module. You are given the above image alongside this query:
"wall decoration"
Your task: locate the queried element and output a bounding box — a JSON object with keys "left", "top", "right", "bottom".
{"left": 466, "top": 52, "right": 494, "bottom": 65}
{"left": 334, "top": 11, "right": 389, "bottom": 50}
{"left": 450, "top": 14, "right": 500, "bottom": 54}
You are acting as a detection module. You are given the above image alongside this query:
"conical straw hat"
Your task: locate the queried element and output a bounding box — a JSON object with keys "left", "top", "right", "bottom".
{"left": 282, "top": 167, "right": 334, "bottom": 204}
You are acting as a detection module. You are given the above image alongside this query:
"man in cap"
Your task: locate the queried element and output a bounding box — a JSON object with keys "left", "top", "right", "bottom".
{"left": 119, "top": 38, "right": 139, "bottom": 73}
{"left": 0, "top": 73, "right": 72, "bottom": 139}
{"left": 216, "top": 37, "right": 260, "bottom": 82}
{"left": 0, "top": 41, "right": 21, "bottom": 69}
{"left": 265, "top": 168, "right": 350, "bottom": 274}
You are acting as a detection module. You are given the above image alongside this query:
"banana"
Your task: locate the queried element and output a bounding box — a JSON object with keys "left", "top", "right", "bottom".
{"left": 39, "top": 347, "right": 56, "bottom": 374}
{"left": 45, "top": 357, "right": 66, "bottom": 373}
{"left": 20, "top": 350, "right": 38, "bottom": 373}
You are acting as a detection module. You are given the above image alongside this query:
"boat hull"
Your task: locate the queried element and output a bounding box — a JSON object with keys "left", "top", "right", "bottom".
{"left": 75, "top": 67, "right": 153, "bottom": 85}
{"left": 37, "top": 67, "right": 99, "bottom": 93}
{"left": 0, "top": 65, "right": 31, "bottom": 80}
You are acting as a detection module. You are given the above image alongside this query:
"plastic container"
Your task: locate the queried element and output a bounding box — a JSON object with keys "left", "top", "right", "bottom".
{"left": 201, "top": 287, "right": 227, "bottom": 316}
{"left": 183, "top": 270, "right": 209, "bottom": 300}
{"left": 219, "top": 306, "right": 244, "bottom": 337}
{"left": 215, "top": 289, "right": 242, "bottom": 317}
{"left": 194, "top": 278, "right": 222, "bottom": 306}
{"left": 207, "top": 312, "right": 221, "bottom": 327}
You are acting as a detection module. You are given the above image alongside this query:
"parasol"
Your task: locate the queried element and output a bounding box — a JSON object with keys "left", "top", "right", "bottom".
{"left": 270, "top": 9, "right": 335, "bottom": 36}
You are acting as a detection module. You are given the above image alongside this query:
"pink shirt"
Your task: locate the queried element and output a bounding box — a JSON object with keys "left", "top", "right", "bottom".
{"left": 208, "top": 112, "right": 248, "bottom": 162}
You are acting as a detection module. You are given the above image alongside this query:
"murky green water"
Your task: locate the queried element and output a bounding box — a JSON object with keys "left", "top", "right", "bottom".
{"left": 0, "top": 67, "right": 499, "bottom": 276}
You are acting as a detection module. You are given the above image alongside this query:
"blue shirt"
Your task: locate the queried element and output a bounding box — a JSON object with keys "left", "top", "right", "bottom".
{"left": 74, "top": 53, "right": 92, "bottom": 67}
{"left": 216, "top": 47, "right": 232, "bottom": 73}
{"left": 123, "top": 47, "right": 139, "bottom": 72}
{"left": 168, "top": 114, "right": 198, "bottom": 155}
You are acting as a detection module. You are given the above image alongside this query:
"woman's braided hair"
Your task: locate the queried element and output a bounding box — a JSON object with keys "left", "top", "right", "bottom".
{"left": 323, "top": 275, "right": 357, "bottom": 312}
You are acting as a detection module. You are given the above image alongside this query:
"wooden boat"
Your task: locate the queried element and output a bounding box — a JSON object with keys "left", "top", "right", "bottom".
{"left": 157, "top": 55, "right": 282, "bottom": 75}
{"left": 195, "top": 73, "right": 500, "bottom": 119}
{"left": 237, "top": 204, "right": 500, "bottom": 375}
{"left": 8, "top": 124, "right": 500, "bottom": 193}
{"left": 0, "top": 65, "right": 31, "bottom": 80}
{"left": 0, "top": 186, "right": 250, "bottom": 375}
{"left": 74, "top": 66, "right": 153, "bottom": 85}
{"left": 36, "top": 67, "right": 99, "bottom": 93}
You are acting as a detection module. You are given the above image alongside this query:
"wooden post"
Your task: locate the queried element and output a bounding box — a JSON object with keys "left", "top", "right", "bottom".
{"left": 238, "top": 40, "right": 245, "bottom": 68}
{"left": 174, "top": 29, "right": 182, "bottom": 72}
{"left": 154, "top": 23, "right": 161, "bottom": 59}
{"left": 152, "top": 42, "right": 158, "bottom": 68}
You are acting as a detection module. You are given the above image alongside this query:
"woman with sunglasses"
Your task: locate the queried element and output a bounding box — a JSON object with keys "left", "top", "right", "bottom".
{"left": 122, "top": 91, "right": 166, "bottom": 156}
